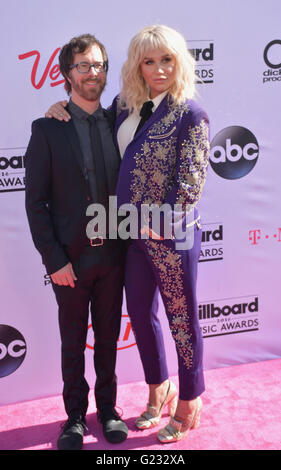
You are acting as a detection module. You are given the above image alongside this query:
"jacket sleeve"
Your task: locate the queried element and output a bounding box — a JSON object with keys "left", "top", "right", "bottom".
{"left": 25, "top": 120, "right": 69, "bottom": 275}
{"left": 152, "top": 106, "right": 210, "bottom": 240}
{"left": 167, "top": 106, "right": 210, "bottom": 212}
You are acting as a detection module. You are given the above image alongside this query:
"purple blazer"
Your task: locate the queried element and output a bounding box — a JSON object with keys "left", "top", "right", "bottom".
{"left": 112, "top": 94, "right": 210, "bottom": 239}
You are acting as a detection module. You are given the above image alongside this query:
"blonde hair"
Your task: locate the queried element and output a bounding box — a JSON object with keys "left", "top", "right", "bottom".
{"left": 120, "top": 24, "right": 196, "bottom": 112}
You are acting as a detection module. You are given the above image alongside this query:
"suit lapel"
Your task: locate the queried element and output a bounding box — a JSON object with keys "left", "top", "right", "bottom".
{"left": 116, "top": 94, "right": 170, "bottom": 162}
{"left": 135, "top": 94, "right": 169, "bottom": 138}
{"left": 99, "top": 109, "right": 121, "bottom": 195}
{"left": 61, "top": 120, "right": 86, "bottom": 178}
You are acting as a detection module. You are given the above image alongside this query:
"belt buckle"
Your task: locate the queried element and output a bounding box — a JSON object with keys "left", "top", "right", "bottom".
{"left": 90, "top": 236, "right": 104, "bottom": 247}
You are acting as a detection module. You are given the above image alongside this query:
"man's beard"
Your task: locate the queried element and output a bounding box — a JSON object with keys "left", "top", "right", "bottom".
{"left": 70, "top": 75, "right": 106, "bottom": 102}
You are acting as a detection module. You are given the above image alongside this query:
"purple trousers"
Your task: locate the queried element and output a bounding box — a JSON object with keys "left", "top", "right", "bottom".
{"left": 125, "top": 225, "right": 204, "bottom": 400}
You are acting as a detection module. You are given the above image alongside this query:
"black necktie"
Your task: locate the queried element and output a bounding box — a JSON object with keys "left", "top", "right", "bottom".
{"left": 134, "top": 100, "right": 154, "bottom": 136}
{"left": 87, "top": 115, "right": 108, "bottom": 209}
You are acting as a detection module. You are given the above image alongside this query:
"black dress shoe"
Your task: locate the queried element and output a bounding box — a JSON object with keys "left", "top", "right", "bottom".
{"left": 97, "top": 407, "right": 128, "bottom": 444}
{"left": 57, "top": 417, "right": 87, "bottom": 450}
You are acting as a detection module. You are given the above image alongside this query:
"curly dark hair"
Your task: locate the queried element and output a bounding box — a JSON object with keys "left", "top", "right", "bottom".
{"left": 59, "top": 33, "right": 108, "bottom": 95}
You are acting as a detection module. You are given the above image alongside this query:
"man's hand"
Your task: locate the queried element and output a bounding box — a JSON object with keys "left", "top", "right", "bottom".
{"left": 51, "top": 262, "right": 77, "bottom": 288}
{"left": 45, "top": 100, "right": 71, "bottom": 121}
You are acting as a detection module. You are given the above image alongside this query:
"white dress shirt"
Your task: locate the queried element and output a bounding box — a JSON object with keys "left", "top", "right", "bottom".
{"left": 117, "top": 91, "right": 168, "bottom": 159}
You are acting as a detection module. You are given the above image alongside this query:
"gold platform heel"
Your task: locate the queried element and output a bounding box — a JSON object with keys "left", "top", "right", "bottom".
{"left": 135, "top": 381, "right": 178, "bottom": 429}
{"left": 157, "top": 396, "right": 202, "bottom": 443}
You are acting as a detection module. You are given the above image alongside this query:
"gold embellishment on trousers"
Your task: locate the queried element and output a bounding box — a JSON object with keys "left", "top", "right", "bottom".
{"left": 145, "top": 240, "right": 194, "bottom": 369}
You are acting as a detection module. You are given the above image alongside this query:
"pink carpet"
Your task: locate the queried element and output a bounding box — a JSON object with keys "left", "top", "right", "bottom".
{"left": 0, "top": 358, "right": 280, "bottom": 451}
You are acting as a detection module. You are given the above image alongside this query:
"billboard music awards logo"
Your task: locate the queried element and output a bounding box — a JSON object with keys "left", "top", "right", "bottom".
{"left": 262, "top": 39, "right": 281, "bottom": 84}
{"left": 0, "top": 325, "right": 27, "bottom": 378}
{"left": 210, "top": 126, "right": 259, "bottom": 179}
{"left": 199, "top": 295, "right": 259, "bottom": 338}
{"left": 0, "top": 148, "right": 26, "bottom": 192}
{"left": 188, "top": 40, "right": 214, "bottom": 84}
{"left": 199, "top": 222, "right": 223, "bottom": 263}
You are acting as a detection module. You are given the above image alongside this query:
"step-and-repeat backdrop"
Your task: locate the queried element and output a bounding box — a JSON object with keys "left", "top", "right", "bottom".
{"left": 1, "top": 0, "right": 281, "bottom": 405}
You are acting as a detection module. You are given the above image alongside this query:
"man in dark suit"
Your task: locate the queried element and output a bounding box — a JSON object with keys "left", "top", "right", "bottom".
{"left": 25, "top": 34, "right": 128, "bottom": 450}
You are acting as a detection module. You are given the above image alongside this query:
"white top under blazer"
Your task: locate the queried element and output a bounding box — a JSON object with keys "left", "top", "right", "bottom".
{"left": 117, "top": 91, "right": 168, "bottom": 158}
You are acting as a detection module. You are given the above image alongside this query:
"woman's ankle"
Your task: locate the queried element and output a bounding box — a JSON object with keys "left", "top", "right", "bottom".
{"left": 148, "top": 380, "right": 170, "bottom": 408}
{"left": 174, "top": 397, "right": 198, "bottom": 424}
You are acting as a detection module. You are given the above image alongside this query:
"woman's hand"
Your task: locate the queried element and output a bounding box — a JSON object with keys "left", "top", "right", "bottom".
{"left": 141, "top": 225, "right": 164, "bottom": 240}
{"left": 45, "top": 100, "right": 70, "bottom": 121}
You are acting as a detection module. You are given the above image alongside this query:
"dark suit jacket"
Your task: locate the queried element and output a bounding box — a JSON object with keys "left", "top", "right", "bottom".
{"left": 25, "top": 109, "right": 122, "bottom": 275}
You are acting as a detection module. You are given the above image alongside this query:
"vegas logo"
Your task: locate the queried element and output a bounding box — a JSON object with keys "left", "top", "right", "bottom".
{"left": 18, "top": 47, "right": 65, "bottom": 89}
{"left": 86, "top": 315, "right": 136, "bottom": 351}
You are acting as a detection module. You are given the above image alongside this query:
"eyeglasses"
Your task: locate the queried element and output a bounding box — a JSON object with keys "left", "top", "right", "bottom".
{"left": 69, "top": 61, "right": 108, "bottom": 74}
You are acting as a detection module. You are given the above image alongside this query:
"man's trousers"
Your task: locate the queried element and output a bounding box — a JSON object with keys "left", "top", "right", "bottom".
{"left": 52, "top": 248, "right": 124, "bottom": 419}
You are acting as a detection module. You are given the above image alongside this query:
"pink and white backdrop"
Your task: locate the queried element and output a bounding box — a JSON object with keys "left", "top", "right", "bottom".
{"left": 1, "top": 0, "right": 281, "bottom": 405}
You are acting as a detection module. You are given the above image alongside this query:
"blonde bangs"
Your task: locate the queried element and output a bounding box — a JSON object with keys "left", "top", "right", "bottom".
{"left": 120, "top": 25, "right": 197, "bottom": 112}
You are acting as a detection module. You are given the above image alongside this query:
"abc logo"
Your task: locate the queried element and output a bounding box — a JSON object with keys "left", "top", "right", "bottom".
{"left": 0, "top": 325, "right": 27, "bottom": 378}
{"left": 210, "top": 126, "right": 259, "bottom": 179}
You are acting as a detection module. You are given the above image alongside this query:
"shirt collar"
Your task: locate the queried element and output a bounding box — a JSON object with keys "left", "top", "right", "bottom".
{"left": 68, "top": 99, "right": 104, "bottom": 120}
{"left": 150, "top": 91, "right": 168, "bottom": 112}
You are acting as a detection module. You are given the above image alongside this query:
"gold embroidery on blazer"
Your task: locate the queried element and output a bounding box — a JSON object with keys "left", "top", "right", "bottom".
{"left": 148, "top": 126, "right": 177, "bottom": 140}
{"left": 130, "top": 137, "right": 177, "bottom": 205}
{"left": 148, "top": 102, "right": 189, "bottom": 136}
{"left": 129, "top": 102, "right": 188, "bottom": 206}
{"left": 176, "top": 119, "right": 210, "bottom": 211}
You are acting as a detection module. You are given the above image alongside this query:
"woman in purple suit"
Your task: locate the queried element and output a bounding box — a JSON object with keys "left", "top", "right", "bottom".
{"left": 47, "top": 24, "right": 210, "bottom": 444}
{"left": 113, "top": 25, "right": 210, "bottom": 443}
